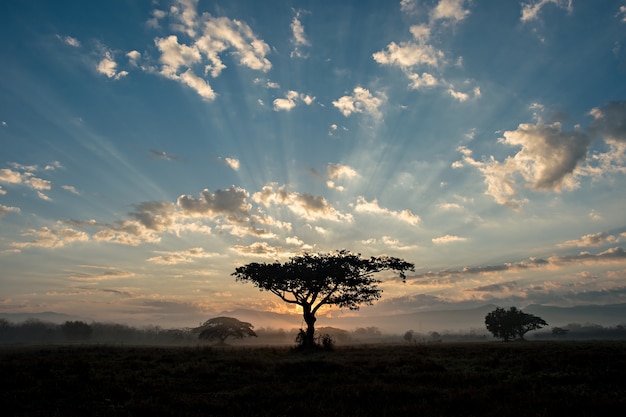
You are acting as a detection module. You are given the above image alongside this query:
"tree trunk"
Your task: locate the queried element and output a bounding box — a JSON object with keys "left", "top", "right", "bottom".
{"left": 302, "top": 304, "right": 316, "bottom": 348}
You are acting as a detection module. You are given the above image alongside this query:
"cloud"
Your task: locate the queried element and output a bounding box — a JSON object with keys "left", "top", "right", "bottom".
{"left": 431, "top": 0, "right": 470, "bottom": 22}
{"left": 354, "top": 196, "right": 421, "bottom": 225}
{"left": 408, "top": 247, "right": 626, "bottom": 282}
{"left": 589, "top": 101, "right": 626, "bottom": 145}
{"left": 150, "top": 149, "right": 179, "bottom": 161}
{"left": 224, "top": 157, "right": 240, "bottom": 171}
{"left": 97, "top": 51, "right": 128, "bottom": 79}
{"left": 326, "top": 163, "right": 358, "bottom": 191}
{"left": 231, "top": 241, "right": 284, "bottom": 257}
{"left": 0, "top": 204, "right": 20, "bottom": 217}
{"left": 273, "top": 90, "right": 315, "bottom": 111}
{"left": 129, "top": 201, "right": 177, "bottom": 232}
{"left": 253, "top": 183, "right": 352, "bottom": 222}
{"left": 11, "top": 225, "right": 89, "bottom": 249}
{"left": 432, "top": 235, "right": 467, "bottom": 244}
{"left": 147, "top": 247, "right": 218, "bottom": 265}
{"left": 619, "top": 6, "right": 626, "bottom": 23}
{"left": 559, "top": 231, "right": 625, "bottom": 248}
{"left": 437, "top": 203, "right": 463, "bottom": 211}
{"left": 61, "top": 185, "right": 80, "bottom": 195}
{"left": 333, "top": 87, "right": 386, "bottom": 118}
{"left": 521, "top": 0, "right": 573, "bottom": 22}
{"left": 144, "top": 1, "right": 270, "bottom": 99}
{"left": 457, "top": 120, "right": 591, "bottom": 207}
{"left": 373, "top": 39, "right": 443, "bottom": 69}
{"left": 290, "top": 10, "right": 310, "bottom": 58}
{"left": 68, "top": 266, "right": 136, "bottom": 281}
{"left": 127, "top": 50, "right": 141, "bottom": 67}
{"left": 0, "top": 168, "right": 22, "bottom": 184}
{"left": 60, "top": 35, "right": 81, "bottom": 47}
{"left": 177, "top": 186, "right": 251, "bottom": 223}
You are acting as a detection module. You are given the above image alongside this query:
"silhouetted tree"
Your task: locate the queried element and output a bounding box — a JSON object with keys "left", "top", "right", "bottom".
{"left": 233, "top": 250, "right": 414, "bottom": 348}
{"left": 195, "top": 317, "right": 257, "bottom": 345}
{"left": 61, "top": 321, "right": 92, "bottom": 341}
{"left": 485, "top": 307, "right": 547, "bottom": 341}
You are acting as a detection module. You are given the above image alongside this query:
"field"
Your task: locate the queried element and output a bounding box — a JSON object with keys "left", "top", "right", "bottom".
{"left": 1, "top": 341, "right": 625, "bottom": 416}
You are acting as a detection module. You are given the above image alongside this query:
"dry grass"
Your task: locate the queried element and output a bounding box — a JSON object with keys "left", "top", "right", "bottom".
{"left": 1, "top": 341, "right": 625, "bottom": 416}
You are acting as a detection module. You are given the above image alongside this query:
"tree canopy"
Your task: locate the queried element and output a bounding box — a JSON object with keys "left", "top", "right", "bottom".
{"left": 232, "top": 250, "right": 414, "bottom": 348}
{"left": 485, "top": 307, "right": 548, "bottom": 341}
{"left": 195, "top": 317, "right": 257, "bottom": 344}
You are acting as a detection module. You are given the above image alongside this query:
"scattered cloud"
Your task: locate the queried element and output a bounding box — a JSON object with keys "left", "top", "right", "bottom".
{"left": 273, "top": 90, "right": 315, "bottom": 111}
{"left": 432, "top": 234, "right": 467, "bottom": 244}
{"left": 326, "top": 163, "right": 358, "bottom": 191}
{"left": 253, "top": 183, "right": 352, "bottom": 222}
{"left": 224, "top": 157, "right": 240, "bottom": 171}
{"left": 0, "top": 204, "right": 20, "bottom": 217}
{"left": 11, "top": 225, "right": 89, "bottom": 249}
{"left": 290, "top": 10, "right": 310, "bottom": 58}
{"left": 521, "top": 0, "right": 573, "bottom": 23}
{"left": 59, "top": 35, "right": 80, "bottom": 47}
{"left": 333, "top": 87, "right": 386, "bottom": 118}
{"left": 144, "top": 1, "right": 271, "bottom": 100}
{"left": 97, "top": 51, "right": 128, "bottom": 80}
{"left": 408, "top": 247, "right": 626, "bottom": 282}
{"left": 559, "top": 231, "right": 625, "bottom": 248}
{"left": 431, "top": 0, "right": 470, "bottom": 22}
{"left": 61, "top": 185, "right": 80, "bottom": 195}
{"left": 354, "top": 197, "right": 421, "bottom": 225}
{"left": 177, "top": 186, "right": 251, "bottom": 223}
{"left": 147, "top": 247, "right": 218, "bottom": 265}
{"left": 150, "top": 149, "right": 179, "bottom": 161}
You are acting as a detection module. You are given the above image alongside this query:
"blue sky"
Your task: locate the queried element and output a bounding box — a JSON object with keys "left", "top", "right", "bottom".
{"left": 1, "top": 0, "right": 626, "bottom": 327}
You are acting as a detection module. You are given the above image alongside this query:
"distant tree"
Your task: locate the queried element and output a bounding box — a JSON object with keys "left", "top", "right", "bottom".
{"left": 61, "top": 321, "right": 92, "bottom": 341}
{"left": 233, "top": 250, "right": 414, "bottom": 348}
{"left": 195, "top": 317, "right": 257, "bottom": 345}
{"left": 403, "top": 330, "right": 415, "bottom": 343}
{"left": 485, "top": 307, "right": 548, "bottom": 341}
{"left": 552, "top": 327, "right": 569, "bottom": 336}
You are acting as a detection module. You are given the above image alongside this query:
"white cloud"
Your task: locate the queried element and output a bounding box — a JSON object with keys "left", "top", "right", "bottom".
{"left": 62, "top": 35, "right": 81, "bottom": 47}
{"left": 432, "top": 235, "right": 467, "bottom": 244}
{"left": 231, "top": 241, "right": 284, "bottom": 257}
{"left": 290, "top": 10, "right": 310, "bottom": 58}
{"left": 332, "top": 87, "right": 386, "bottom": 118}
{"left": 97, "top": 51, "right": 128, "bottom": 80}
{"left": 27, "top": 177, "right": 51, "bottom": 190}
{"left": 12, "top": 225, "right": 89, "bottom": 249}
{"left": 437, "top": 203, "right": 463, "bottom": 211}
{"left": 273, "top": 90, "right": 315, "bottom": 111}
{"left": 431, "top": 0, "right": 470, "bottom": 22}
{"left": 127, "top": 50, "right": 141, "bottom": 67}
{"left": 224, "top": 157, "right": 240, "bottom": 171}
{"left": 147, "top": 247, "right": 218, "bottom": 265}
{"left": 559, "top": 231, "right": 623, "bottom": 248}
{"left": 619, "top": 6, "right": 626, "bottom": 23}
{"left": 0, "top": 204, "right": 20, "bottom": 217}
{"left": 457, "top": 121, "right": 591, "bottom": 207}
{"left": 253, "top": 183, "right": 352, "bottom": 222}
{"left": 354, "top": 197, "right": 421, "bottom": 225}
{"left": 407, "top": 72, "right": 438, "bottom": 89}
{"left": 61, "top": 185, "right": 80, "bottom": 195}
{"left": 373, "top": 41, "right": 443, "bottom": 69}
{"left": 179, "top": 69, "right": 216, "bottom": 100}
{"left": 146, "top": 2, "right": 271, "bottom": 100}
{"left": 521, "top": 0, "right": 573, "bottom": 22}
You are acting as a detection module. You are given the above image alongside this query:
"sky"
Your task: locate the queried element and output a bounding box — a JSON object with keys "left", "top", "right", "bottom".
{"left": 1, "top": 0, "right": 626, "bottom": 328}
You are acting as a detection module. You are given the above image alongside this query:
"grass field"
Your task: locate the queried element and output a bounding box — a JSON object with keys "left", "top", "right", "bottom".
{"left": 1, "top": 341, "right": 625, "bottom": 416}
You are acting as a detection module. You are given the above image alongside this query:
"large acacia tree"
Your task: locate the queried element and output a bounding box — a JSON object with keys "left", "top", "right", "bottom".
{"left": 195, "top": 317, "right": 257, "bottom": 345}
{"left": 485, "top": 307, "right": 548, "bottom": 341}
{"left": 232, "top": 250, "right": 414, "bottom": 348}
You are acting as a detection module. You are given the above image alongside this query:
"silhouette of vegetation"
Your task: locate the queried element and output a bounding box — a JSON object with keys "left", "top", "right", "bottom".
{"left": 485, "top": 307, "right": 548, "bottom": 341}
{"left": 1, "top": 342, "right": 625, "bottom": 416}
{"left": 194, "top": 317, "right": 257, "bottom": 345}
{"left": 232, "top": 250, "right": 414, "bottom": 348}
{"left": 61, "top": 321, "right": 93, "bottom": 341}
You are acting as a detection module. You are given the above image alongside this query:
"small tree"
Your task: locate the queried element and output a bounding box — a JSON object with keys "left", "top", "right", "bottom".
{"left": 485, "top": 307, "right": 547, "bottom": 341}
{"left": 195, "top": 317, "right": 257, "bottom": 345}
{"left": 233, "top": 250, "right": 414, "bottom": 348}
